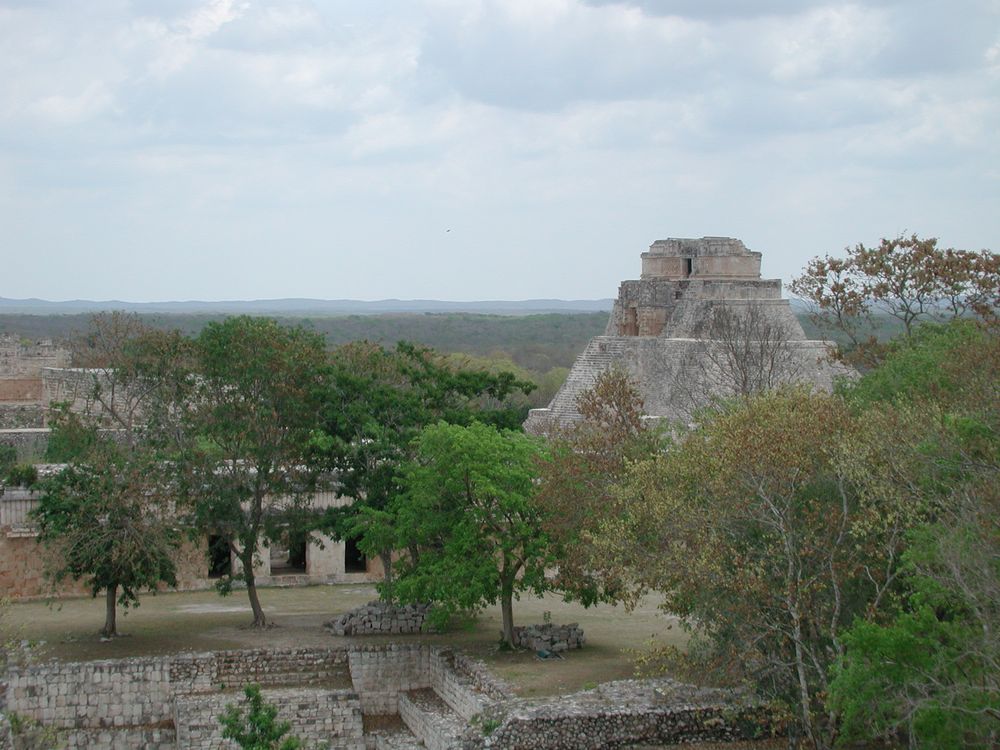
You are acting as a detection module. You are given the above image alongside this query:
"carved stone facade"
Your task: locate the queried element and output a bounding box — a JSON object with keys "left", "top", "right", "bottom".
{"left": 0, "top": 335, "right": 71, "bottom": 429}
{"left": 526, "top": 236, "right": 852, "bottom": 430}
{"left": 0, "top": 484, "right": 382, "bottom": 600}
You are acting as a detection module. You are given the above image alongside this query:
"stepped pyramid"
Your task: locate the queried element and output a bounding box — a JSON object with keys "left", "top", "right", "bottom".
{"left": 525, "top": 236, "right": 851, "bottom": 431}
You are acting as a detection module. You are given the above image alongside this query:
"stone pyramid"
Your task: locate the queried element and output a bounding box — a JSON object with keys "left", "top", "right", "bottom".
{"left": 525, "top": 236, "right": 852, "bottom": 431}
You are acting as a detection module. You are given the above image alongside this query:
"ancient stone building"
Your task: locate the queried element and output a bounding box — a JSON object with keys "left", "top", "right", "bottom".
{"left": 0, "top": 481, "right": 382, "bottom": 600}
{"left": 0, "top": 334, "right": 70, "bottom": 429}
{"left": 525, "top": 236, "right": 851, "bottom": 430}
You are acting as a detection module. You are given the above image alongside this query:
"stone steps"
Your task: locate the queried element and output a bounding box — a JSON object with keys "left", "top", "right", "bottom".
{"left": 398, "top": 688, "right": 465, "bottom": 750}
{"left": 370, "top": 727, "right": 426, "bottom": 750}
{"left": 546, "top": 336, "right": 635, "bottom": 421}
{"left": 363, "top": 712, "right": 424, "bottom": 749}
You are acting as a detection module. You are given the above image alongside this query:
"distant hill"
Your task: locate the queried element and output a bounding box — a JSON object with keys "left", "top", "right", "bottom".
{"left": 0, "top": 297, "right": 615, "bottom": 316}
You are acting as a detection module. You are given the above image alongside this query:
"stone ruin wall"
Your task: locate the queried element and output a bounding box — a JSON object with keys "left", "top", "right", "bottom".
{"left": 0, "top": 337, "right": 70, "bottom": 430}
{"left": 1, "top": 644, "right": 780, "bottom": 750}
{"left": 0, "top": 645, "right": 510, "bottom": 750}
{"left": 0, "top": 483, "right": 382, "bottom": 601}
{"left": 0, "top": 336, "right": 70, "bottom": 379}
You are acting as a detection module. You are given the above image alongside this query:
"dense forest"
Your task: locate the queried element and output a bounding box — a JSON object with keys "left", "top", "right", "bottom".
{"left": 0, "top": 311, "right": 609, "bottom": 376}
{"left": 0, "top": 309, "right": 903, "bottom": 376}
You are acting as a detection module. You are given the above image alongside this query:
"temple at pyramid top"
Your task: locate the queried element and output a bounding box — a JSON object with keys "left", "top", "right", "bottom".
{"left": 606, "top": 236, "right": 787, "bottom": 339}
{"left": 525, "top": 236, "right": 852, "bottom": 432}
{"left": 640, "top": 236, "right": 761, "bottom": 280}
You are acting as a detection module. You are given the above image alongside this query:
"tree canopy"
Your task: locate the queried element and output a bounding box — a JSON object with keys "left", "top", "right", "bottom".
{"left": 316, "top": 341, "right": 535, "bottom": 593}
{"left": 391, "top": 421, "right": 551, "bottom": 647}
{"left": 174, "top": 316, "right": 329, "bottom": 627}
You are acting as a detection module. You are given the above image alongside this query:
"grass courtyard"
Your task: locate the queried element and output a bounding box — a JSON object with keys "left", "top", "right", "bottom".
{"left": 4, "top": 584, "right": 687, "bottom": 698}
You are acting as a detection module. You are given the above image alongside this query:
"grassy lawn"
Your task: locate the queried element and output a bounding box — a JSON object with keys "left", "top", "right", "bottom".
{"left": 4, "top": 584, "right": 686, "bottom": 697}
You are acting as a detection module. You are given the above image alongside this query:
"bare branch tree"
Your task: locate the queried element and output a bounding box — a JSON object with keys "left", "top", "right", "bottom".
{"left": 671, "top": 300, "right": 802, "bottom": 420}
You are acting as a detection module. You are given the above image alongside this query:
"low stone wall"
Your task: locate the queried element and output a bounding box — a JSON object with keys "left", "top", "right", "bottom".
{"left": 465, "top": 678, "right": 778, "bottom": 750}
{"left": 347, "top": 645, "right": 429, "bottom": 714}
{"left": 3, "top": 644, "right": 777, "bottom": 750}
{"left": 212, "top": 646, "right": 350, "bottom": 688}
{"left": 59, "top": 727, "right": 177, "bottom": 750}
{"left": 0, "top": 713, "right": 11, "bottom": 750}
{"left": 2, "top": 647, "right": 352, "bottom": 731}
{"left": 175, "top": 687, "right": 364, "bottom": 750}
{"left": 430, "top": 649, "right": 511, "bottom": 721}
{"left": 0, "top": 429, "right": 48, "bottom": 460}
{"left": 327, "top": 601, "right": 434, "bottom": 635}
{"left": 511, "top": 623, "right": 585, "bottom": 652}
{"left": 399, "top": 689, "right": 464, "bottom": 750}
{"left": 0, "top": 404, "right": 45, "bottom": 430}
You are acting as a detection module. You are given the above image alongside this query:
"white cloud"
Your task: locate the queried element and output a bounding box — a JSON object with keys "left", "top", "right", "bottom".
{"left": 1, "top": 0, "right": 998, "bottom": 300}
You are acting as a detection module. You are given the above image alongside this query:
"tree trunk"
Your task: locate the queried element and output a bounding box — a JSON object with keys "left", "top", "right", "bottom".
{"left": 379, "top": 550, "right": 394, "bottom": 605}
{"left": 243, "top": 551, "right": 267, "bottom": 628}
{"left": 102, "top": 584, "right": 118, "bottom": 638}
{"left": 500, "top": 578, "right": 515, "bottom": 648}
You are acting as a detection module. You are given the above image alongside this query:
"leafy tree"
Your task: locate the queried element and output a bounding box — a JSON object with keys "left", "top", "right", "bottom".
{"left": 67, "top": 311, "right": 192, "bottom": 439}
{"left": 791, "top": 234, "right": 999, "bottom": 367}
{"left": 220, "top": 684, "right": 302, "bottom": 750}
{"left": 392, "top": 422, "right": 551, "bottom": 647}
{"left": 32, "top": 442, "right": 179, "bottom": 637}
{"left": 317, "top": 342, "right": 534, "bottom": 597}
{"left": 839, "top": 319, "right": 998, "bottom": 418}
{"left": 536, "top": 366, "right": 662, "bottom": 606}
{"left": 604, "top": 390, "right": 935, "bottom": 749}
{"left": 175, "top": 316, "right": 328, "bottom": 628}
{"left": 0, "top": 444, "right": 16, "bottom": 478}
{"left": 830, "top": 481, "right": 999, "bottom": 749}
{"left": 43, "top": 402, "right": 98, "bottom": 463}
{"left": 827, "top": 319, "right": 999, "bottom": 748}
{"left": 30, "top": 314, "right": 186, "bottom": 638}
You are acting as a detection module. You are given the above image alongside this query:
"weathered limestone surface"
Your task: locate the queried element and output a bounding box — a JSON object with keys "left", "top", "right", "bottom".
{"left": 175, "top": 688, "right": 364, "bottom": 749}
{"left": 1, "top": 645, "right": 509, "bottom": 749}
{"left": 464, "top": 678, "right": 778, "bottom": 750}
{"left": 526, "top": 236, "right": 852, "bottom": 430}
{"left": 0, "top": 404, "right": 45, "bottom": 430}
{"left": 0, "top": 336, "right": 70, "bottom": 378}
{"left": 2, "top": 644, "right": 779, "bottom": 750}
{"left": 326, "top": 601, "right": 435, "bottom": 636}
{"left": 399, "top": 688, "right": 466, "bottom": 750}
{"left": 0, "top": 428, "right": 49, "bottom": 459}
{"left": 511, "top": 623, "right": 585, "bottom": 652}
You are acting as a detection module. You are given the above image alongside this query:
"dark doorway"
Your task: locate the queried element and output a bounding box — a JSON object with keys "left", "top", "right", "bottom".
{"left": 685, "top": 257, "right": 693, "bottom": 276}
{"left": 271, "top": 529, "right": 308, "bottom": 574}
{"left": 208, "top": 535, "right": 231, "bottom": 578}
{"left": 345, "top": 536, "right": 367, "bottom": 573}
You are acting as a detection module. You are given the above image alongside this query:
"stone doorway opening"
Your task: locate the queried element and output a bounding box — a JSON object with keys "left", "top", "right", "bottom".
{"left": 270, "top": 528, "right": 308, "bottom": 575}
{"left": 207, "top": 534, "right": 231, "bottom": 578}
{"left": 344, "top": 535, "right": 367, "bottom": 573}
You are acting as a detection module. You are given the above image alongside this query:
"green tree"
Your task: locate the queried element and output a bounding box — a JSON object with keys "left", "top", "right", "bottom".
{"left": 827, "top": 320, "right": 999, "bottom": 748}
{"left": 829, "top": 482, "right": 999, "bottom": 749}
{"left": 392, "top": 421, "right": 551, "bottom": 647}
{"left": 30, "top": 314, "right": 186, "bottom": 638}
{"left": 175, "top": 317, "right": 328, "bottom": 628}
{"left": 318, "top": 342, "right": 534, "bottom": 597}
{"left": 32, "top": 442, "right": 179, "bottom": 637}
{"left": 605, "top": 390, "right": 934, "bottom": 749}
{"left": 220, "top": 684, "right": 302, "bottom": 750}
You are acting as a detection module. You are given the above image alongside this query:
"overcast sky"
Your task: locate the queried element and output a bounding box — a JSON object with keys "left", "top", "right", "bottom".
{"left": 2, "top": 0, "right": 998, "bottom": 302}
